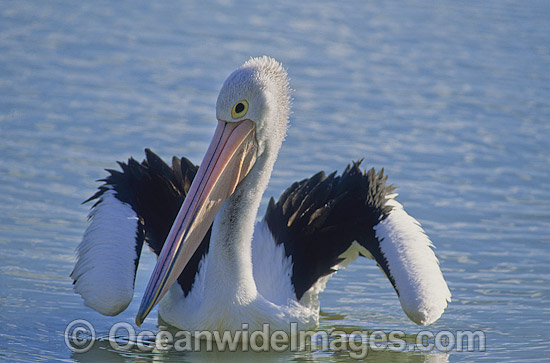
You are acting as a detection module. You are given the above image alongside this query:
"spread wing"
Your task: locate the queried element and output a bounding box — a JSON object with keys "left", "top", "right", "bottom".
{"left": 71, "top": 149, "right": 210, "bottom": 315}
{"left": 260, "top": 162, "right": 451, "bottom": 325}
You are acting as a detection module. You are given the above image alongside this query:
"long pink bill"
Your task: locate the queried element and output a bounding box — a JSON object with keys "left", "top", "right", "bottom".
{"left": 136, "top": 119, "right": 258, "bottom": 326}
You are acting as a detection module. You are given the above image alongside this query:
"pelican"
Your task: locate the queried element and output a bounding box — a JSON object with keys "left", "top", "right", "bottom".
{"left": 71, "top": 56, "right": 451, "bottom": 333}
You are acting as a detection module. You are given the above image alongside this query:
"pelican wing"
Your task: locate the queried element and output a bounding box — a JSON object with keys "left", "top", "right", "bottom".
{"left": 71, "top": 149, "right": 210, "bottom": 315}
{"left": 263, "top": 161, "right": 451, "bottom": 325}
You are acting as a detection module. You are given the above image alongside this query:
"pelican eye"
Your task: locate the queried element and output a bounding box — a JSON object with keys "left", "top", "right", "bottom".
{"left": 231, "top": 100, "right": 249, "bottom": 119}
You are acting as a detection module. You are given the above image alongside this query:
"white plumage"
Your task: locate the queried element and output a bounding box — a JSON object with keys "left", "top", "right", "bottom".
{"left": 71, "top": 188, "right": 139, "bottom": 316}
{"left": 375, "top": 195, "right": 451, "bottom": 325}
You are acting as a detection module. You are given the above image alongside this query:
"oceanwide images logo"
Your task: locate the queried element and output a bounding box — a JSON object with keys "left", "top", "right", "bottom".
{"left": 65, "top": 319, "right": 486, "bottom": 359}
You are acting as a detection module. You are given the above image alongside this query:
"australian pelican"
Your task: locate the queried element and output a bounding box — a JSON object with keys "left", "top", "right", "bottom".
{"left": 71, "top": 56, "right": 451, "bottom": 332}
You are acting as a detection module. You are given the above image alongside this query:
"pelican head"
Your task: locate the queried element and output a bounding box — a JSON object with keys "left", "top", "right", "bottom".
{"left": 136, "top": 56, "right": 291, "bottom": 325}
{"left": 216, "top": 56, "right": 291, "bottom": 156}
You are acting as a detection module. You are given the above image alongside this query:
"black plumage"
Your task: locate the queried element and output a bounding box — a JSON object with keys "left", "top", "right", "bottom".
{"left": 265, "top": 162, "right": 398, "bottom": 300}
{"left": 84, "top": 150, "right": 398, "bottom": 301}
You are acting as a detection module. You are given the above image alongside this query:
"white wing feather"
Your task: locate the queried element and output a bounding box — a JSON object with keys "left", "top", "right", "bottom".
{"left": 71, "top": 189, "right": 141, "bottom": 316}
{"left": 374, "top": 195, "right": 451, "bottom": 325}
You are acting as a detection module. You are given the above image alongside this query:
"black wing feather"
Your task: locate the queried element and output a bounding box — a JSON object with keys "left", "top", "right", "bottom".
{"left": 265, "top": 161, "right": 397, "bottom": 300}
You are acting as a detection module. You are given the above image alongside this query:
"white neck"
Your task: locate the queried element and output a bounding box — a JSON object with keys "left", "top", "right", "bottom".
{"left": 202, "top": 149, "right": 277, "bottom": 305}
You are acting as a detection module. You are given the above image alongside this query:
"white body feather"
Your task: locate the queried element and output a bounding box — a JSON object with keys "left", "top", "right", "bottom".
{"left": 158, "top": 219, "right": 318, "bottom": 333}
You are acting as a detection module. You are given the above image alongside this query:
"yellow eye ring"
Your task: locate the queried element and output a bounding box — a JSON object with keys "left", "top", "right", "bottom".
{"left": 231, "top": 100, "right": 249, "bottom": 119}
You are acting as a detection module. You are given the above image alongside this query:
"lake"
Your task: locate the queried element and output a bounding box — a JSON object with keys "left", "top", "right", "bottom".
{"left": 1, "top": 1, "right": 549, "bottom": 362}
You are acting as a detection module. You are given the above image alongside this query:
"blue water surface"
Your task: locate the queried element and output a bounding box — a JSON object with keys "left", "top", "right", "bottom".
{"left": 1, "top": 1, "right": 549, "bottom": 362}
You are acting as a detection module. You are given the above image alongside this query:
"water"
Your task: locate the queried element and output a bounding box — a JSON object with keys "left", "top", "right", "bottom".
{"left": 1, "top": 1, "right": 549, "bottom": 361}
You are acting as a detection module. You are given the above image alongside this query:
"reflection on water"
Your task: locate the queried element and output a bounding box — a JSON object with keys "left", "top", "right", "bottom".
{"left": 1, "top": 0, "right": 549, "bottom": 362}
{"left": 72, "top": 345, "right": 450, "bottom": 363}
{"left": 70, "top": 327, "right": 452, "bottom": 363}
